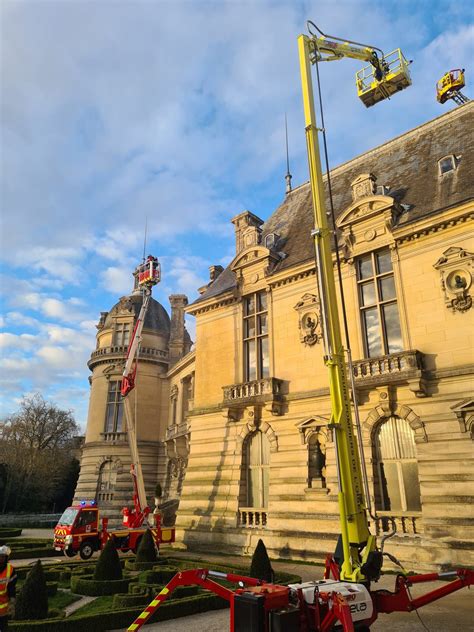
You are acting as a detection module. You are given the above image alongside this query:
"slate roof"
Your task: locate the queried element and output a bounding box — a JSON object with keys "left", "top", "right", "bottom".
{"left": 194, "top": 102, "right": 474, "bottom": 305}
{"left": 105, "top": 293, "right": 171, "bottom": 334}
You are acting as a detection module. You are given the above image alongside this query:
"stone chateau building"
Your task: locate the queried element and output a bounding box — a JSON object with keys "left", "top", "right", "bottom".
{"left": 74, "top": 103, "right": 474, "bottom": 571}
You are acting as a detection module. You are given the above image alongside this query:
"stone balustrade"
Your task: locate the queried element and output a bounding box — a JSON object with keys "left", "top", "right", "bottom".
{"left": 97, "top": 492, "right": 114, "bottom": 502}
{"left": 88, "top": 345, "right": 168, "bottom": 369}
{"left": 374, "top": 511, "right": 423, "bottom": 536}
{"left": 166, "top": 422, "right": 189, "bottom": 441}
{"left": 351, "top": 350, "right": 425, "bottom": 388}
{"left": 238, "top": 507, "right": 268, "bottom": 528}
{"left": 101, "top": 432, "right": 128, "bottom": 443}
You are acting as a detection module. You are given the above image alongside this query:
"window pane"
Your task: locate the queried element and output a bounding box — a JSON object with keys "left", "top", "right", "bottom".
{"left": 105, "top": 406, "right": 115, "bottom": 433}
{"left": 248, "top": 468, "right": 259, "bottom": 506}
{"left": 379, "top": 276, "right": 396, "bottom": 301}
{"left": 262, "top": 467, "right": 269, "bottom": 507}
{"left": 381, "top": 462, "right": 403, "bottom": 511}
{"left": 258, "top": 314, "right": 267, "bottom": 334}
{"left": 258, "top": 292, "right": 267, "bottom": 312}
{"left": 245, "top": 296, "right": 255, "bottom": 315}
{"left": 116, "top": 403, "right": 123, "bottom": 432}
{"left": 361, "top": 281, "right": 376, "bottom": 306}
{"left": 244, "top": 317, "right": 255, "bottom": 338}
{"left": 260, "top": 338, "right": 270, "bottom": 378}
{"left": 246, "top": 340, "right": 256, "bottom": 381}
{"left": 358, "top": 254, "right": 373, "bottom": 280}
{"left": 402, "top": 462, "right": 422, "bottom": 511}
{"left": 363, "top": 307, "right": 382, "bottom": 357}
{"left": 383, "top": 303, "right": 403, "bottom": 354}
{"left": 376, "top": 250, "right": 393, "bottom": 274}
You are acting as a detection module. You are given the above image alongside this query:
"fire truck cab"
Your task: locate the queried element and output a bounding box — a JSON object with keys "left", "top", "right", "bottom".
{"left": 53, "top": 501, "right": 175, "bottom": 560}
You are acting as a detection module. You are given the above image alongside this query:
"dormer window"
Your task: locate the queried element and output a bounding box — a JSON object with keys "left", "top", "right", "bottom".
{"left": 438, "top": 155, "right": 458, "bottom": 175}
{"left": 264, "top": 233, "right": 279, "bottom": 250}
{"left": 376, "top": 185, "right": 390, "bottom": 196}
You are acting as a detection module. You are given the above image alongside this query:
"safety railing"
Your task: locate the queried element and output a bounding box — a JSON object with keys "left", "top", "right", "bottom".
{"left": 238, "top": 507, "right": 268, "bottom": 528}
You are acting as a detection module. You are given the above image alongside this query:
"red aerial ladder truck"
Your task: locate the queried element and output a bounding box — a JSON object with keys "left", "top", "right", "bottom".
{"left": 54, "top": 256, "right": 175, "bottom": 559}
{"left": 126, "top": 22, "right": 473, "bottom": 632}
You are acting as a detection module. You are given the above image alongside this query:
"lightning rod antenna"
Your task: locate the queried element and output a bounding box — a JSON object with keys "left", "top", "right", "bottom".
{"left": 142, "top": 217, "right": 148, "bottom": 263}
{"left": 285, "top": 113, "right": 292, "bottom": 194}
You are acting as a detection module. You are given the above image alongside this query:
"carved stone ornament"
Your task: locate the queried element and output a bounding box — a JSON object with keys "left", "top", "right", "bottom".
{"left": 451, "top": 399, "right": 474, "bottom": 438}
{"left": 170, "top": 384, "right": 179, "bottom": 398}
{"left": 433, "top": 247, "right": 474, "bottom": 313}
{"left": 96, "top": 311, "right": 108, "bottom": 330}
{"left": 294, "top": 294, "right": 322, "bottom": 346}
{"left": 117, "top": 296, "right": 134, "bottom": 315}
{"left": 351, "top": 173, "right": 377, "bottom": 202}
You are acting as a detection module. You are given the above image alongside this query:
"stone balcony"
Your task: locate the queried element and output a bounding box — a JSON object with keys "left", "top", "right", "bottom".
{"left": 222, "top": 377, "right": 285, "bottom": 416}
{"left": 88, "top": 345, "right": 169, "bottom": 369}
{"left": 166, "top": 421, "right": 189, "bottom": 441}
{"left": 351, "top": 350, "right": 427, "bottom": 396}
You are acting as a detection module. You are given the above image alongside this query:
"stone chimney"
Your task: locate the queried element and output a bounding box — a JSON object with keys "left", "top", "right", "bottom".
{"left": 169, "top": 294, "right": 189, "bottom": 365}
{"left": 231, "top": 211, "right": 264, "bottom": 255}
{"left": 209, "top": 265, "right": 223, "bottom": 283}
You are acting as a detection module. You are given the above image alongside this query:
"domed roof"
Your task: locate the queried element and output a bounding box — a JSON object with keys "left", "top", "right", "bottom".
{"left": 103, "top": 292, "right": 171, "bottom": 335}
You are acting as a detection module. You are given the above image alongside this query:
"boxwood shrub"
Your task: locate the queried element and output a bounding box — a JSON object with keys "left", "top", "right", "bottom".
{"left": 9, "top": 593, "right": 228, "bottom": 631}
{"left": 112, "top": 592, "right": 150, "bottom": 609}
{"left": 138, "top": 567, "right": 178, "bottom": 584}
{"left": 70, "top": 576, "right": 135, "bottom": 596}
{"left": 0, "top": 527, "right": 22, "bottom": 538}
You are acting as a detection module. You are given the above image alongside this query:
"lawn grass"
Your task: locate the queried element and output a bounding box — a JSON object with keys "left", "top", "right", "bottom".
{"left": 49, "top": 591, "right": 82, "bottom": 611}
{"left": 69, "top": 595, "right": 113, "bottom": 617}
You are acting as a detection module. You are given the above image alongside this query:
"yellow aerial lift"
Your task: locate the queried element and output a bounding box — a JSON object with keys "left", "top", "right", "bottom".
{"left": 298, "top": 20, "right": 414, "bottom": 585}
{"left": 128, "top": 21, "right": 473, "bottom": 632}
{"left": 436, "top": 69, "right": 469, "bottom": 105}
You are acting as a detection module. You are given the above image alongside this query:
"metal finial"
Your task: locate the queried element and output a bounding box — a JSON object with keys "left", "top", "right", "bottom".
{"left": 285, "top": 113, "right": 292, "bottom": 194}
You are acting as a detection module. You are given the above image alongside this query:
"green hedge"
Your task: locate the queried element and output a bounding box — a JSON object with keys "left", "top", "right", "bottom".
{"left": 0, "top": 528, "right": 23, "bottom": 538}
{"left": 138, "top": 567, "right": 179, "bottom": 584}
{"left": 70, "top": 576, "right": 135, "bottom": 596}
{"left": 9, "top": 593, "right": 228, "bottom": 631}
{"left": 46, "top": 582, "right": 58, "bottom": 597}
{"left": 112, "top": 593, "right": 150, "bottom": 609}
{"left": 11, "top": 547, "right": 60, "bottom": 560}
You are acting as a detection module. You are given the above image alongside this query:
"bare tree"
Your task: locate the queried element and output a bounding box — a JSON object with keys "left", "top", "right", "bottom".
{"left": 0, "top": 393, "right": 80, "bottom": 513}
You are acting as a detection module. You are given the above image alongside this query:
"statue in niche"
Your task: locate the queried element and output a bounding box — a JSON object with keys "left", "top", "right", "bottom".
{"left": 302, "top": 312, "right": 320, "bottom": 346}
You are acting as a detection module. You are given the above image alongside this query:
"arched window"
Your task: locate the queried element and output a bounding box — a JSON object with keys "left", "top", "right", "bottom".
{"left": 373, "top": 417, "right": 421, "bottom": 512}
{"left": 96, "top": 460, "right": 117, "bottom": 503}
{"left": 241, "top": 431, "right": 270, "bottom": 509}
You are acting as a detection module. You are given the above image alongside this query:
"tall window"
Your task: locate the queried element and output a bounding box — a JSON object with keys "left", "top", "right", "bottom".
{"left": 243, "top": 291, "right": 269, "bottom": 381}
{"left": 104, "top": 381, "right": 123, "bottom": 433}
{"left": 114, "top": 321, "right": 131, "bottom": 347}
{"left": 245, "top": 431, "right": 270, "bottom": 508}
{"left": 96, "top": 460, "right": 117, "bottom": 502}
{"left": 357, "top": 249, "right": 402, "bottom": 357}
{"left": 308, "top": 434, "right": 326, "bottom": 488}
{"left": 373, "top": 417, "right": 421, "bottom": 512}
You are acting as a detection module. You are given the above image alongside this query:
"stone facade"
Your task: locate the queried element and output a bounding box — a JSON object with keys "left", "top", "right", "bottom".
{"left": 75, "top": 103, "right": 473, "bottom": 570}
{"left": 174, "top": 103, "right": 474, "bottom": 571}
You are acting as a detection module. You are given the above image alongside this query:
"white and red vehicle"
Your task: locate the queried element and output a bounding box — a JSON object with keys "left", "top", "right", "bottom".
{"left": 54, "top": 255, "right": 174, "bottom": 559}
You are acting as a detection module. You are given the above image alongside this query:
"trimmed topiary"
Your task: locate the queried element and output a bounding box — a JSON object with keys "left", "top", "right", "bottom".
{"left": 94, "top": 538, "right": 122, "bottom": 581}
{"left": 249, "top": 539, "right": 274, "bottom": 583}
{"left": 135, "top": 529, "right": 157, "bottom": 565}
{"left": 15, "top": 560, "right": 49, "bottom": 620}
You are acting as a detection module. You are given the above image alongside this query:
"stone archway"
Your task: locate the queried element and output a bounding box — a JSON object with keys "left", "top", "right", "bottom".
{"left": 363, "top": 404, "right": 427, "bottom": 445}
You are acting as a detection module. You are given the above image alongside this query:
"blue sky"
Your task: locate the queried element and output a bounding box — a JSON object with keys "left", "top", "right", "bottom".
{"left": 1, "top": 0, "right": 473, "bottom": 429}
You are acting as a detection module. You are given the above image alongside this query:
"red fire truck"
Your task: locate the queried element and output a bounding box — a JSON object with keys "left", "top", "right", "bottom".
{"left": 54, "top": 256, "right": 174, "bottom": 559}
